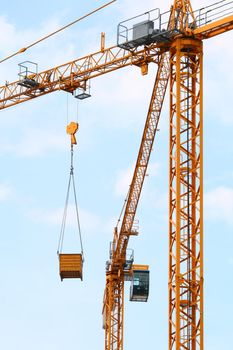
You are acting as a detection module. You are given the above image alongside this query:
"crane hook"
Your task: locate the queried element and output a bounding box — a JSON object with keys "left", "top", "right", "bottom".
{"left": 66, "top": 121, "right": 79, "bottom": 145}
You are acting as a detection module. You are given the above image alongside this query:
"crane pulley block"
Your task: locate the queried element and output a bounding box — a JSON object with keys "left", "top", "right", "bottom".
{"left": 66, "top": 121, "right": 79, "bottom": 145}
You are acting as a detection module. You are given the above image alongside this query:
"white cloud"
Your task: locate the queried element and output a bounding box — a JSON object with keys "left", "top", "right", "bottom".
{"left": 0, "top": 127, "right": 67, "bottom": 157}
{"left": 0, "top": 16, "right": 15, "bottom": 49}
{"left": 116, "top": 0, "right": 169, "bottom": 18}
{"left": 205, "top": 186, "right": 233, "bottom": 225}
{"left": 148, "top": 162, "right": 160, "bottom": 177}
{"left": 90, "top": 64, "right": 159, "bottom": 132}
{"left": 26, "top": 207, "right": 62, "bottom": 226}
{"left": 116, "top": 0, "right": 215, "bottom": 27}
{"left": 78, "top": 208, "right": 103, "bottom": 233}
{"left": 0, "top": 14, "right": 76, "bottom": 83}
{"left": 114, "top": 161, "right": 160, "bottom": 197}
{"left": 204, "top": 30, "right": 233, "bottom": 124}
{"left": 25, "top": 205, "right": 103, "bottom": 234}
{"left": 0, "top": 183, "right": 12, "bottom": 201}
{"left": 114, "top": 164, "right": 133, "bottom": 197}
{"left": 143, "top": 188, "right": 167, "bottom": 211}
{"left": 95, "top": 66, "right": 155, "bottom": 102}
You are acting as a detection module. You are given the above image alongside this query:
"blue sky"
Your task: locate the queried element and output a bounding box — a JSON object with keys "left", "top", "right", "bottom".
{"left": 0, "top": 0, "right": 232, "bottom": 349}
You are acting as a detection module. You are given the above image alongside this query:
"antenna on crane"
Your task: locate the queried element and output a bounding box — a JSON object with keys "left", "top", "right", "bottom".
{"left": 0, "top": 0, "right": 117, "bottom": 64}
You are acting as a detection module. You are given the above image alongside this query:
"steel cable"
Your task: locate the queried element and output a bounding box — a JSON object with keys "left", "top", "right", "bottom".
{"left": 57, "top": 145, "right": 84, "bottom": 260}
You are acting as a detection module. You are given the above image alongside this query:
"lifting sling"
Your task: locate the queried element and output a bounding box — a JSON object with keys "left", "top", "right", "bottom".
{"left": 57, "top": 122, "right": 84, "bottom": 280}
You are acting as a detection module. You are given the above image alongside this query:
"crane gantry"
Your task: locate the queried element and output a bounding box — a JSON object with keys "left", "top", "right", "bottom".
{"left": 0, "top": 1, "right": 233, "bottom": 350}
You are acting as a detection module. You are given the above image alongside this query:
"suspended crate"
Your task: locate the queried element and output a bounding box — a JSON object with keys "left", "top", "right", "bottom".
{"left": 57, "top": 122, "right": 84, "bottom": 281}
{"left": 59, "top": 253, "right": 83, "bottom": 281}
{"left": 130, "top": 268, "right": 149, "bottom": 302}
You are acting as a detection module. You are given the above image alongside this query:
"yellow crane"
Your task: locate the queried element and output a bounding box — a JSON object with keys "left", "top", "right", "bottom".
{"left": 0, "top": 1, "right": 233, "bottom": 349}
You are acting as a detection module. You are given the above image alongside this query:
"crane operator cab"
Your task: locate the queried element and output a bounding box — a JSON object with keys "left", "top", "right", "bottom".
{"left": 130, "top": 268, "right": 149, "bottom": 302}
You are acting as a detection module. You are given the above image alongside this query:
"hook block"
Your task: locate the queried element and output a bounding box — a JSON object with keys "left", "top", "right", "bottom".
{"left": 66, "top": 121, "right": 79, "bottom": 145}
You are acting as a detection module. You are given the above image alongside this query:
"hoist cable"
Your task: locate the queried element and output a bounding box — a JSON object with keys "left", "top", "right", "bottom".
{"left": 57, "top": 144, "right": 84, "bottom": 259}
{"left": 70, "top": 144, "right": 84, "bottom": 259}
{"left": 76, "top": 99, "right": 79, "bottom": 124}
{"left": 116, "top": 188, "right": 130, "bottom": 230}
{"left": 66, "top": 94, "right": 69, "bottom": 126}
{"left": 71, "top": 169, "right": 84, "bottom": 259}
{"left": 57, "top": 169, "right": 72, "bottom": 254}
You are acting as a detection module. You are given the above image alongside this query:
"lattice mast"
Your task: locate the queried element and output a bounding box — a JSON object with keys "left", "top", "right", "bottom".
{"left": 168, "top": 1, "right": 203, "bottom": 349}
{"left": 171, "top": 0, "right": 195, "bottom": 28}
{"left": 104, "top": 52, "right": 170, "bottom": 350}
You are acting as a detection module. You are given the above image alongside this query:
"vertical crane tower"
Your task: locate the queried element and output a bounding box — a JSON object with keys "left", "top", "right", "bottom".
{"left": 169, "top": 1, "right": 203, "bottom": 348}
{"left": 114, "top": 0, "right": 204, "bottom": 348}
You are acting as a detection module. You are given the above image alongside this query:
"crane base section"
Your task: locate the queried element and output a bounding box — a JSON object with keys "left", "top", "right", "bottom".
{"left": 59, "top": 253, "right": 83, "bottom": 281}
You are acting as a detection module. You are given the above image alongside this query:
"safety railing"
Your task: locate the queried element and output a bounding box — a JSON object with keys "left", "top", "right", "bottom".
{"left": 194, "top": 0, "right": 233, "bottom": 28}
{"left": 117, "top": 0, "right": 233, "bottom": 49}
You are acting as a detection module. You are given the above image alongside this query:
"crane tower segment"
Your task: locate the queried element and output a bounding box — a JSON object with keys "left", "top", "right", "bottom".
{"left": 169, "top": 37, "right": 203, "bottom": 349}
{"left": 104, "top": 50, "right": 170, "bottom": 350}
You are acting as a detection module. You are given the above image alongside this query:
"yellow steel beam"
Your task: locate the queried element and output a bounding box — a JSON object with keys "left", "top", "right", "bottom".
{"left": 194, "top": 14, "right": 233, "bottom": 39}
{"left": 104, "top": 51, "right": 170, "bottom": 350}
{"left": 169, "top": 37, "right": 203, "bottom": 350}
{"left": 104, "top": 272, "right": 124, "bottom": 350}
{"left": 0, "top": 44, "right": 159, "bottom": 110}
{"left": 111, "top": 52, "right": 170, "bottom": 271}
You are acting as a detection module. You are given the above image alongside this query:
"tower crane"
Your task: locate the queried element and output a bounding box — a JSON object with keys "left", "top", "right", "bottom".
{"left": 0, "top": 1, "right": 233, "bottom": 350}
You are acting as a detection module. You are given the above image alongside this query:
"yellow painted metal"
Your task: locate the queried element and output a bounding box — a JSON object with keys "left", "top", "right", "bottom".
{"left": 112, "top": 52, "right": 170, "bottom": 268}
{"left": 123, "top": 264, "right": 149, "bottom": 281}
{"left": 169, "top": 37, "right": 203, "bottom": 350}
{"left": 104, "top": 273, "right": 124, "bottom": 350}
{"left": 170, "top": 0, "right": 195, "bottom": 33}
{"left": 140, "top": 62, "right": 148, "bottom": 76}
{"left": 132, "top": 264, "right": 149, "bottom": 271}
{"left": 0, "top": 44, "right": 160, "bottom": 110}
{"left": 101, "top": 32, "right": 106, "bottom": 52}
{"left": 66, "top": 121, "right": 79, "bottom": 145}
{"left": 103, "top": 51, "right": 170, "bottom": 350}
{"left": 0, "top": 1, "right": 232, "bottom": 111}
{"left": 194, "top": 15, "right": 233, "bottom": 39}
{"left": 59, "top": 253, "right": 83, "bottom": 281}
